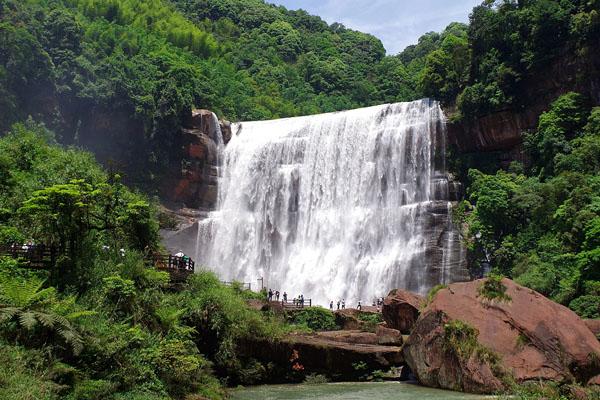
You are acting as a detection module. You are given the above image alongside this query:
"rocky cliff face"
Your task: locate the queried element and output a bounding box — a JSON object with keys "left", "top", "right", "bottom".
{"left": 447, "top": 48, "right": 600, "bottom": 161}
{"left": 159, "top": 110, "right": 232, "bottom": 258}
{"left": 161, "top": 109, "right": 231, "bottom": 210}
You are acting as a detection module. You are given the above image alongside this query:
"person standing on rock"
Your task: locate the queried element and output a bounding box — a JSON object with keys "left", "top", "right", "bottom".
{"left": 275, "top": 290, "right": 280, "bottom": 301}
{"left": 357, "top": 301, "right": 362, "bottom": 310}
{"left": 283, "top": 292, "right": 287, "bottom": 303}
{"left": 341, "top": 299, "right": 345, "bottom": 309}
{"left": 330, "top": 301, "right": 334, "bottom": 310}
{"left": 268, "top": 289, "right": 273, "bottom": 301}
{"left": 337, "top": 300, "right": 340, "bottom": 310}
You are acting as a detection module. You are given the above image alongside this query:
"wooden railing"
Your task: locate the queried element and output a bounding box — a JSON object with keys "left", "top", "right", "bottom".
{"left": 222, "top": 281, "right": 252, "bottom": 290}
{"left": 0, "top": 244, "right": 196, "bottom": 282}
{"left": 0, "top": 244, "right": 60, "bottom": 268}
{"left": 278, "top": 299, "right": 312, "bottom": 309}
{"left": 151, "top": 254, "right": 195, "bottom": 272}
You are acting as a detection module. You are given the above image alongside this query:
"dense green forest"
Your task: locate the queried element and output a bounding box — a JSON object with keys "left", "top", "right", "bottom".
{"left": 456, "top": 93, "right": 600, "bottom": 318}
{"left": 0, "top": 122, "right": 263, "bottom": 399}
{"left": 1, "top": 0, "right": 600, "bottom": 398}
{"left": 0, "top": 123, "right": 353, "bottom": 398}
{"left": 1, "top": 0, "right": 598, "bottom": 183}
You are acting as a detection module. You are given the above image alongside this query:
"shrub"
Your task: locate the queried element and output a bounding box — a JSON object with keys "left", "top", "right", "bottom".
{"left": 443, "top": 319, "right": 505, "bottom": 383}
{"left": 426, "top": 284, "right": 447, "bottom": 305}
{"left": 569, "top": 295, "right": 600, "bottom": 319}
{"left": 286, "top": 307, "right": 338, "bottom": 331}
{"left": 68, "top": 379, "right": 115, "bottom": 400}
{"left": 478, "top": 274, "right": 512, "bottom": 303}
{"left": 304, "top": 373, "right": 329, "bottom": 384}
{"left": 356, "top": 312, "right": 383, "bottom": 332}
{"left": 0, "top": 341, "right": 60, "bottom": 400}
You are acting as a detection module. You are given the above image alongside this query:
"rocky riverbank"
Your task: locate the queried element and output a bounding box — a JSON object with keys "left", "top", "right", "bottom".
{"left": 235, "top": 278, "right": 600, "bottom": 398}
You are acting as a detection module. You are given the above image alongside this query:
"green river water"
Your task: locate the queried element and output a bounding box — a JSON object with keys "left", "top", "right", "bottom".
{"left": 230, "top": 382, "right": 493, "bottom": 400}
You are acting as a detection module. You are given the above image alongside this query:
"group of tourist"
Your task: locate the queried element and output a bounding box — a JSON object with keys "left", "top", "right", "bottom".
{"left": 329, "top": 299, "right": 346, "bottom": 310}
{"left": 327, "top": 297, "right": 385, "bottom": 311}
{"left": 267, "top": 289, "right": 309, "bottom": 306}
{"left": 267, "top": 288, "right": 283, "bottom": 301}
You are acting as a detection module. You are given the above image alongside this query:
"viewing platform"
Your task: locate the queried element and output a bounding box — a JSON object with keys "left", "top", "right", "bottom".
{"left": 0, "top": 244, "right": 197, "bottom": 282}
{"left": 272, "top": 299, "right": 313, "bottom": 309}
{"left": 0, "top": 244, "right": 61, "bottom": 269}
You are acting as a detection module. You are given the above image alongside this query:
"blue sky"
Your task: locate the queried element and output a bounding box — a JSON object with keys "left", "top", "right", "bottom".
{"left": 268, "top": 0, "right": 482, "bottom": 54}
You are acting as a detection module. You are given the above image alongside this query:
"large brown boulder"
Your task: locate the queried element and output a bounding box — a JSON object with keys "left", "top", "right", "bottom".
{"left": 382, "top": 289, "right": 424, "bottom": 333}
{"left": 403, "top": 278, "right": 600, "bottom": 394}
{"left": 315, "top": 330, "right": 378, "bottom": 345}
{"left": 376, "top": 325, "right": 403, "bottom": 346}
{"left": 238, "top": 333, "right": 403, "bottom": 381}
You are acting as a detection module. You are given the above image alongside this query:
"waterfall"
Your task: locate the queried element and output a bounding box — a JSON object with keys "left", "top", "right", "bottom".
{"left": 196, "top": 100, "right": 468, "bottom": 305}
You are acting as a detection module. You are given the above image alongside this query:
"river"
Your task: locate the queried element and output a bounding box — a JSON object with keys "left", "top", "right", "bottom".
{"left": 230, "top": 382, "right": 492, "bottom": 400}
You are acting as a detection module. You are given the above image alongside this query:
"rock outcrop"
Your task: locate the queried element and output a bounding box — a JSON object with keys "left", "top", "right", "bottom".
{"left": 403, "top": 278, "right": 600, "bottom": 394}
{"left": 159, "top": 109, "right": 232, "bottom": 256}
{"left": 447, "top": 48, "right": 600, "bottom": 162}
{"left": 161, "top": 109, "right": 230, "bottom": 210}
{"left": 239, "top": 333, "right": 403, "bottom": 381}
{"left": 314, "top": 330, "right": 378, "bottom": 345}
{"left": 382, "top": 290, "right": 424, "bottom": 334}
{"left": 333, "top": 309, "right": 377, "bottom": 331}
{"left": 376, "top": 325, "right": 403, "bottom": 346}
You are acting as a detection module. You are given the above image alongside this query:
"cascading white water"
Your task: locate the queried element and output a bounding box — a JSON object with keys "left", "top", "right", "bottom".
{"left": 196, "top": 100, "right": 467, "bottom": 305}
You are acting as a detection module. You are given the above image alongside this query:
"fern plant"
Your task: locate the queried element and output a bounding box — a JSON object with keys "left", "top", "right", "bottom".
{"left": 0, "top": 273, "right": 94, "bottom": 354}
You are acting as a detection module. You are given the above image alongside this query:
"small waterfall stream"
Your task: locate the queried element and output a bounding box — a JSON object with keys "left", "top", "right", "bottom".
{"left": 195, "top": 100, "right": 468, "bottom": 304}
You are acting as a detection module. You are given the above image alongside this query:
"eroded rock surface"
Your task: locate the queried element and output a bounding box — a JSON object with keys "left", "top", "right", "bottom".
{"left": 382, "top": 290, "right": 424, "bottom": 333}
{"left": 404, "top": 278, "right": 600, "bottom": 394}
{"left": 239, "top": 333, "right": 403, "bottom": 380}
{"left": 161, "top": 109, "right": 230, "bottom": 210}
{"left": 585, "top": 319, "right": 600, "bottom": 337}
{"left": 334, "top": 309, "right": 372, "bottom": 331}
{"left": 376, "top": 325, "right": 403, "bottom": 346}
{"left": 314, "top": 330, "right": 378, "bottom": 345}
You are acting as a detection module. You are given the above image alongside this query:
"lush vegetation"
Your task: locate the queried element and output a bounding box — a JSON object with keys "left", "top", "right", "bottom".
{"left": 0, "top": 0, "right": 419, "bottom": 187}
{"left": 457, "top": 92, "right": 600, "bottom": 319}
{"left": 0, "top": 124, "right": 296, "bottom": 399}
{"left": 418, "top": 0, "right": 600, "bottom": 119}
{"left": 1, "top": 0, "right": 598, "bottom": 188}
{"left": 286, "top": 307, "right": 338, "bottom": 331}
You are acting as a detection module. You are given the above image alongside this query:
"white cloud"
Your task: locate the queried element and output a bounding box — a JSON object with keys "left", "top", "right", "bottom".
{"left": 269, "top": 0, "right": 481, "bottom": 54}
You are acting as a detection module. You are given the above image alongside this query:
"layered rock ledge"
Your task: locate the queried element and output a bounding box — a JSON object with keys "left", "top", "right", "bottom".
{"left": 239, "top": 333, "right": 403, "bottom": 381}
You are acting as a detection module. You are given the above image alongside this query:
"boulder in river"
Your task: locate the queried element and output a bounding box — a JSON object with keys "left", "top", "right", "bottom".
{"left": 239, "top": 333, "right": 403, "bottom": 381}
{"left": 403, "top": 278, "right": 600, "bottom": 394}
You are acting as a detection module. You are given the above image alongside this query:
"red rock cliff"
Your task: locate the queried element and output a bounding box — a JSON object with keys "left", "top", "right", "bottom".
{"left": 447, "top": 49, "right": 600, "bottom": 157}
{"left": 161, "top": 109, "right": 231, "bottom": 209}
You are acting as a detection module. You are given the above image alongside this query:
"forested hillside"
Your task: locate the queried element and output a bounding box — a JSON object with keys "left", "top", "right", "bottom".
{"left": 3, "top": 0, "right": 597, "bottom": 184}
{"left": 0, "top": 0, "right": 422, "bottom": 185}
{"left": 456, "top": 93, "right": 600, "bottom": 318}
{"left": 1, "top": 0, "right": 600, "bottom": 399}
